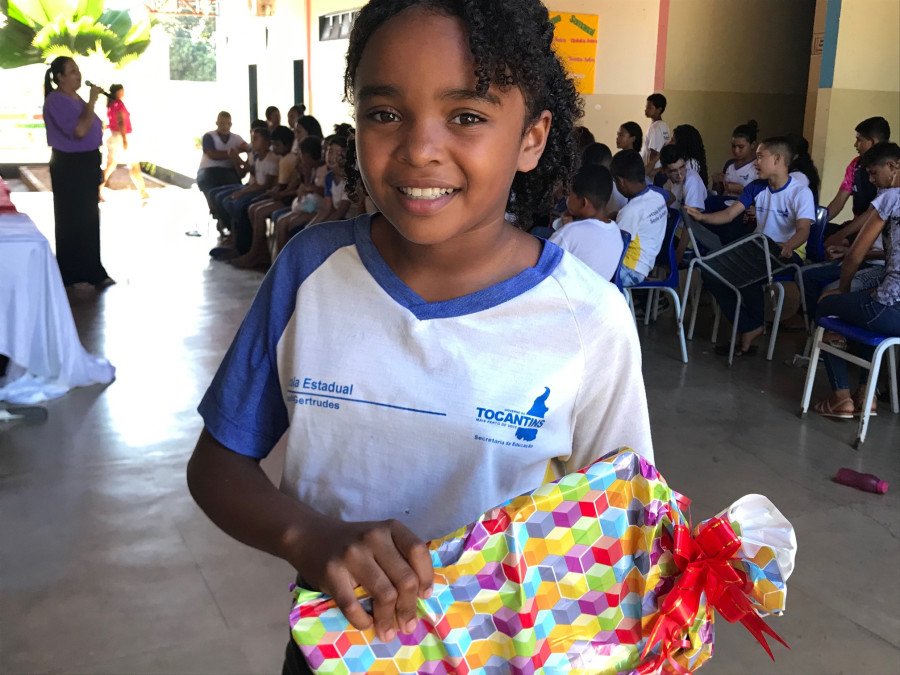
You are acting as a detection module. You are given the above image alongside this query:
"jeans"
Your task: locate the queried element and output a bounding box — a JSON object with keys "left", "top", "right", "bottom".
{"left": 618, "top": 266, "right": 646, "bottom": 287}
{"left": 209, "top": 184, "right": 244, "bottom": 223}
{"left": 816, "top": 290, "right": 900, "bottom": 391}
{"left": 802, "top": 262, "right": 884, "bottom": 317}
{"left": 197, "top": 167, "right": 241, "bottom": 212}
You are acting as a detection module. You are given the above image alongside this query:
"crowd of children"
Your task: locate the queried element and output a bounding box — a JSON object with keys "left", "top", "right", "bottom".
{"left": 185, "top": 1, "right": 896, "bottom": 672}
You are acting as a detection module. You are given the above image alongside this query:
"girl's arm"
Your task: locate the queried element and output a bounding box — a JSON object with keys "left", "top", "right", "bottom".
{"left": 779, "top": 219, "right": 811, "bottom": 258}
{"left": 187, "top": 429, "right": 433, "bottom": 642}
{"left": 838, "top": 206, "right": 885, "bottom": 292}
{"left": 117, "top": 109, "right": 128, "bottom": 147}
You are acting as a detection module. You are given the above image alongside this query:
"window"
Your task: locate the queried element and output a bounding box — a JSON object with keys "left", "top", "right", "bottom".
{"left": 319, "top": 10, "right": 359, "bottom": 41}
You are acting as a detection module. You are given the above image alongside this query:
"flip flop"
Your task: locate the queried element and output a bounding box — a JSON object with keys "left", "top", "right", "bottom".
{"left": 813, "top": 398, "right": 854, "bottom": 419}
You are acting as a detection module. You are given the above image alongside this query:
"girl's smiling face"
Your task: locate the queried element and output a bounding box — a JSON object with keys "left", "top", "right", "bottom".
{"left": 353, "top": 7, "right": 549, "bottom": 247}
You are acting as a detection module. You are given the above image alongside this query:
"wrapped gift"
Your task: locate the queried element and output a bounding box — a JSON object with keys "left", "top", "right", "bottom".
{"left": 290, "top": 449, "right": 795, "bottom": 674}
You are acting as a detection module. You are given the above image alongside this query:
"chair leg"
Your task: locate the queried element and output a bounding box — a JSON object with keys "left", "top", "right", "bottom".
{"left": 652, "top": 289, "right": 661, "bottom": 321}
{"left": 728, "top": 294, "right": 741, "bottom": 366}
{"left": 687, "top": 274, "right": 702, "bottom": 341}
{"left": 767, "top": 283, "right": 785, "bottom": 361}
{"left": 666, "top": 288, "right": 688, "bottom": 364}
{"left": 856, "top": 342, "right": 890, "bottom": 448}
{"left": 626, "top": 289, "right": 636, "bottom": 322}
{"left": 711, "top": 303, "right": 721, "bottom": 344}
{"left": 643, "top": 289, "right": 653, "bottom": 326}
{"left": 890, "top": 345, "right": 899, "bottom": 414}
{"left": 799, "top": 326, "right": 824, "bottom": 416}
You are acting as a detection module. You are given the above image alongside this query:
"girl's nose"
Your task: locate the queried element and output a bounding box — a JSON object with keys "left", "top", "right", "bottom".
{"left": 397, "top": 119, "right": 442, "bottom": 167}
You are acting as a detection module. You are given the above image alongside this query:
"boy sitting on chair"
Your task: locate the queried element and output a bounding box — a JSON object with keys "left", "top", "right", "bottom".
{"left": 686, "top": 136, "right": 815, "bottom": 356}
{"left": 610, "top": 150, "right": 669, "bottom": 287}
{"left": 549, "top": 164, "right": 624, "bottom": 282}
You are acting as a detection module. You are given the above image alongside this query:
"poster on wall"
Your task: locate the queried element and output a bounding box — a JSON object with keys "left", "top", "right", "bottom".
{"left": 550, "top": 12, "right": 598, "bottom": 95}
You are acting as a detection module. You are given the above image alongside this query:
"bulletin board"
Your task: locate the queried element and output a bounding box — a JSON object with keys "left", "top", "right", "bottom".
{"left": 550, "top": 12, "right": 599, "bottom": 95}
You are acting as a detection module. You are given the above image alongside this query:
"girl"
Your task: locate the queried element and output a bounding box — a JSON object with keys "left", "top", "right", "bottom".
{"left": 616, "top": 120, "right": 643, "bottom": 154}
{"left": 713, "top": 120, "right": 759, "bottom": 196}
{"left": 102, "top": 84, "right": 149, "bottom": 199}
{"left": 671, "top": 123, "right": 709, "bottom": 186}
{"left": 813, "top": 142, "right": 900, "bottom": 418}
{"left": 186, "top": 1, "right": 652, "bottom": 672}
{"left": 787, "top": 132, "right": 821, "bottom": 204}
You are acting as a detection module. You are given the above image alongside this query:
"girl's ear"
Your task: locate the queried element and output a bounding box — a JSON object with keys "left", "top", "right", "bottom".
{"left": 517, "top": 110, "right": 552, "bottom": 173}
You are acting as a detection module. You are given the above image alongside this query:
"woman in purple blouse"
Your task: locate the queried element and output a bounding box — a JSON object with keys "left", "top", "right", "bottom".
{"left": 42, "top": 56, "right": 114, "bottom": 288}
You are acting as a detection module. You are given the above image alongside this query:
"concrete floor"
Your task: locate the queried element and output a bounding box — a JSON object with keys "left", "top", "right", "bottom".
{"left": 1, "top": 188, "right": 898, "bottom": 674}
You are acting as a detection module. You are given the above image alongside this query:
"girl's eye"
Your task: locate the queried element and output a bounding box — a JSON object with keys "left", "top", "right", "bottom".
{"left": 451, "top": 112, "right": 485, "bottom": 126}
{"left": 367, "top": 110, "right": 399, "bottom": 123}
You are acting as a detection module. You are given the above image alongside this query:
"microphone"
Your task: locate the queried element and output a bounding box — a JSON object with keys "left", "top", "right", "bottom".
{"left": 85, "top": 80, "right": 111, "bottom": 97}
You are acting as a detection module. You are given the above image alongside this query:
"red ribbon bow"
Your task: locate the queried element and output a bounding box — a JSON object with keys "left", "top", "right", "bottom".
{"left": 638, "top": 516, "right": 789, "bottom": 674}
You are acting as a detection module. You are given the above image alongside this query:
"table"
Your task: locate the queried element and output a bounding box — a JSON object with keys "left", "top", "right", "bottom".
{"left": 0, "top": 212, "right": 115, "bottom": 404}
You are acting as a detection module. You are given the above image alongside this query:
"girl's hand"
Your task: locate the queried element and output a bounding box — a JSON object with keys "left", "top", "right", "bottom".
{"left": 685, "top": 206, "right": 704, "bottom": 222}
{"left": 779, "top": 242, "right": 794, "bottom": 259}
{"left": 295, "top": 518, "right": 434, "bottom": 642}
{"left": 826, "top": 244, "right": 847, "bottom": 260}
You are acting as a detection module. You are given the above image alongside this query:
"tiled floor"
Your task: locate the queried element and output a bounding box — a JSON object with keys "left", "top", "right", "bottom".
{"left": 1, "top": 187, "right": 898, "bottom": 674}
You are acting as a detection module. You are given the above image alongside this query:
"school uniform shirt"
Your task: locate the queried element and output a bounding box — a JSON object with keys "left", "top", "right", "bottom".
{"left": 199, "top": 130, "right": 247, "bottom": 171}
{"left": 277, "top": 152, "right": 300, "bottom": 185}
{"left": 667, "top": 167, "right": 707, "bottom": 211}
{"left": 723, "top": 159, "right": 758, "bottom": 188}
{"left": 839, "top": 156, "right": 878, "bottom": 216}
{"left": 198, "top": 214, "right": 653, "bottom": 541}
{"left": 609, "top": 182, "right": 628, "bottom": 214}
{"left": 641, "top": 120, "right": 671, "bottom": 168}
{"left": 549, "top": 217, "right": 625, "bottom": 281}
{"left": 738, "top": 177, "right": 815, "bottom": 258}
{"left": 871, "top": 188, "right": 900, "bottom": 306}
{"left": 616, "top": 187, "right": 669, "bottom": 277}
{"left": 253, "top": 153, "right": 279, "bottom": 186}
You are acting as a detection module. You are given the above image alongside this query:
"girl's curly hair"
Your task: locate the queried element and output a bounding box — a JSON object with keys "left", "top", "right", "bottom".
{"left": 342, "top": 0, "right": 583, "bottom": 228}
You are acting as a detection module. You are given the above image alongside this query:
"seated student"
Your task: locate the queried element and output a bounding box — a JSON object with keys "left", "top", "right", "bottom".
{"left": 786, "top": 133, "right": 821, "bottom": 204}
{"left": 275, "top": 135, "right": 349, "bottom": 252}
{"left": 812, "top": 141, "right": 900, "bottom": 418}
{"left": 686, "top": 137, "right": 815, "bottom": 355}
{"left": 671, "top": 124, "right": 709, "bottom": 187}
{"left": 641, "top": 93, "right": 670, "bottom": 178}
{"left": 196, "top": 111, "right": 249, "bottom": 219}
{"left": 610, "top": 150, "right": 669, "bottom": 287}
{"left": 824, "top": 116, "right": 891, "bottom": 245}
{"left": 548, "top": 164, "right": 625, "bottom": 282}
{"left": 232, "top": 135, "right": 324, "bottom": 270}
{"left": 712, "top": 121, "right": 759, "bottom": 196}
{"left": 210, "top": 126, "right": 281, "bottom": 260}
{"left": 660, "top": 144, "right": 706, "bottom": 211}
{"left": 616, "top": 121, "right": 643, "bottom": 154}
{"left": 264, "top": 105, "right": 281, "bottom": 131}
{"left": 582, "top": 142, "right": 627, "bottom": 217}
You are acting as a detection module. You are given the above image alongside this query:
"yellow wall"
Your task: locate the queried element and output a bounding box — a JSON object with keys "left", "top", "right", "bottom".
{"left": 810, "top": 0, "right": 900, "bottom": 218}
{"left": 663, "top": 0, "right": 815, "bottom": 178}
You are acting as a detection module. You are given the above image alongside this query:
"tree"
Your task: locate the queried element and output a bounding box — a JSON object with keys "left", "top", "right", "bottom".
{"left": 160, "top": 14, "right": 215, "bottom": 81}
{"left": 0, "top": 0, "right": 153, "bottom": 69}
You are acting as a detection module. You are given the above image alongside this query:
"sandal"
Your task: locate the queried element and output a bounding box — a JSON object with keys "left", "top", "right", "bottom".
{"left": 813, "top": 398, "right": 854, "bottom": 419}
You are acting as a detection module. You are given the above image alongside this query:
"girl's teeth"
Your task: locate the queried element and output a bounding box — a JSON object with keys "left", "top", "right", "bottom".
{"left": 400, "top": 187, "right": 454, "bottom": 199}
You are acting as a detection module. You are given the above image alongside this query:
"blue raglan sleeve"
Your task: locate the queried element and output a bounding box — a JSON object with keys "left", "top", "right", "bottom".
{"left": 738, "top": 179, "right": 766, "bottom": 209}
{"left": 197, "top": 219, "right": 359, "bottom": 458}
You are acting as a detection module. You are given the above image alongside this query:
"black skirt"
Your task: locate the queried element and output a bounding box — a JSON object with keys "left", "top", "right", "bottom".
{"left": 49, "top": 148, "right": 109, "bottom": 285}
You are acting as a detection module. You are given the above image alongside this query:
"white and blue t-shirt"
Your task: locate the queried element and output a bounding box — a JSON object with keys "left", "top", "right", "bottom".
{"left": 668, "top": 167, "right": 707, "bottom": 211}
{"left": 739, "top": 177, "right": 815, "bottom": 257}
{"left": 616, "top": 187, "right": 669, "bottom": 276}
{"left": 198, "top": 215, "right": 653, "bottom": 540}
{"left": 723, "top": 159, "right": 758, "bottom": 189}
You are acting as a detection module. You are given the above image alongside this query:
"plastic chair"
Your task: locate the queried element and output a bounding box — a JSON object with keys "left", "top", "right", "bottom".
{"left": 611, "top": 230, "right": 631, "bottom": 297}
{"left": 626, "top": 210, "right": 688, "bottom": 363}
{"left": 799, "top": 316, "right": 900, "bottom": 448}
{"left": 679, "top": 211, "right": 808, "bottom": 365}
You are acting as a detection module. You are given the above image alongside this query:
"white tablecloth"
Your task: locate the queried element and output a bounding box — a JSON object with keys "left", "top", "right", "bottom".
{"left": 0, "top": 212, "right": 115, "bottom": 403}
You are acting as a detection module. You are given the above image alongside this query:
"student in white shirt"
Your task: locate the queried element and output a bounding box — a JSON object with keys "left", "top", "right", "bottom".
{"left": 549, "top": 164, "right": 624, "bottom": 281}
{"left": 581, "top": 142, "right": 627, "bottom": 216}
{"left": 687, "top": 137, "right": 815, "bottom": 355}
{"left": 611, "top": 150, "right": 669, "bottom": 286}
{"left": 712, "top": 121, "right": 759, "bottom": 196}
{"left": 641, "top": 93, "right": 670, "bottom": 177}
{"left": 660, "top": 145, "right": 706, "bottom": 211}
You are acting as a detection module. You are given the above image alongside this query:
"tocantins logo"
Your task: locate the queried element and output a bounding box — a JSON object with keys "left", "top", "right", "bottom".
{"left": 475, "top": 387, "right": 550, "bottom": 442}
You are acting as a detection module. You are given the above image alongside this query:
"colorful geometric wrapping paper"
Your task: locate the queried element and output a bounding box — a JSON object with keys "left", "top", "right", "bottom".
{"left": 289, "top": 449, "right": 793, "bottom": 674}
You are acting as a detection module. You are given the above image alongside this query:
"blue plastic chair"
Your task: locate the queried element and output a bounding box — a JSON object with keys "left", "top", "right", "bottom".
{"left": 612, "top": 230, "right": 631, "bottom": 296}
{"left": 626, "top": 210, "right": 688, "bottom": 363}
{"left": 800, "top": 316, "right": 899, "bottom": 447}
